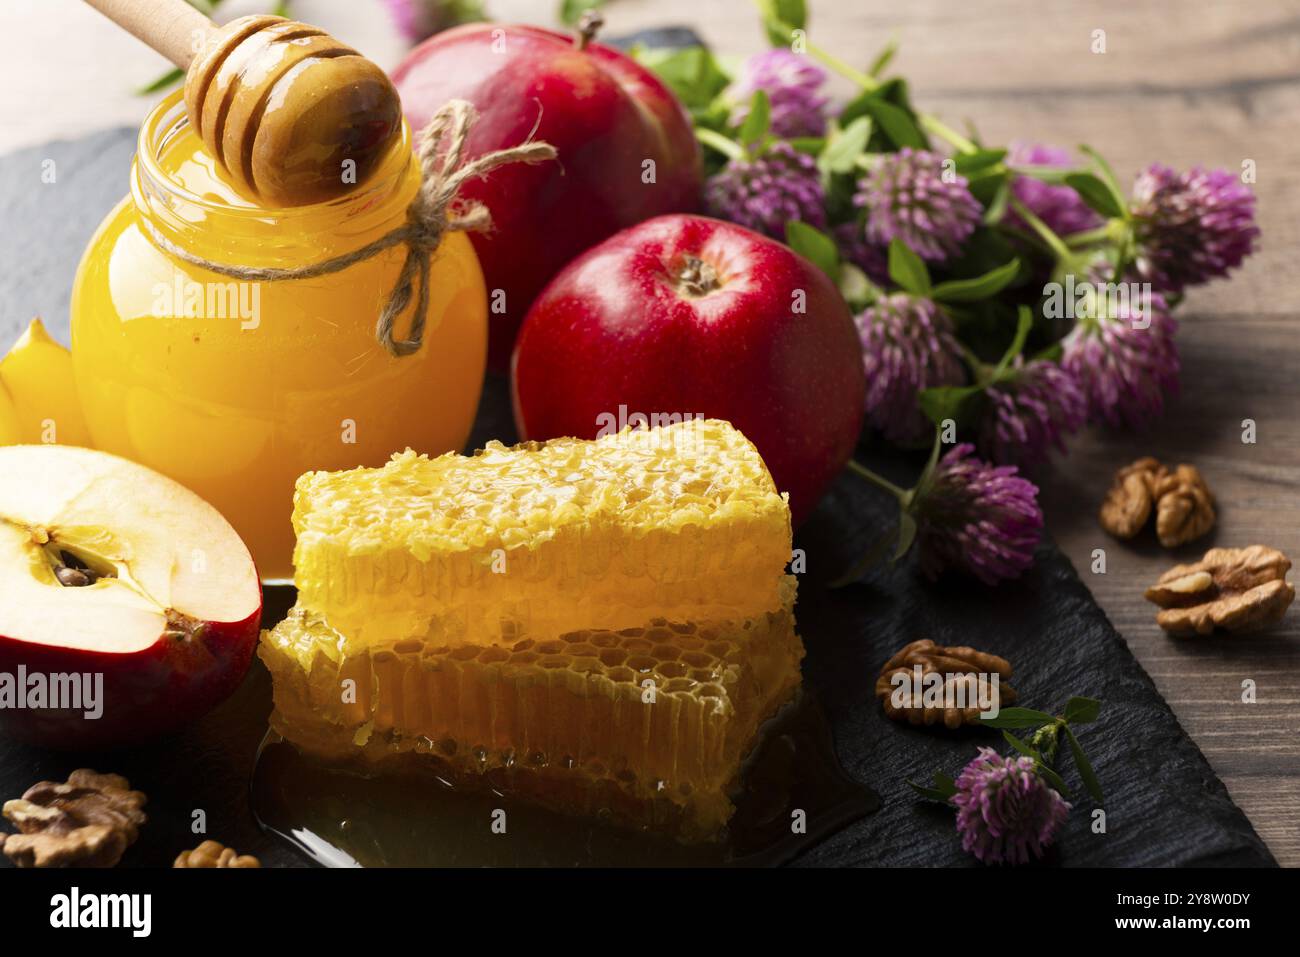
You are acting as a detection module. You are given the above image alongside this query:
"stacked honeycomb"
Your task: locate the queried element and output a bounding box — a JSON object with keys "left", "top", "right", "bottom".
{"left": 263, "top": 419, "right": 803, "bottom": 840}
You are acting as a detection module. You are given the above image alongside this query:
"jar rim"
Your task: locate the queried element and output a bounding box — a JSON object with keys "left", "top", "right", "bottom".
{"left": 135, "top": 89, "right": 414, "bottom": 222}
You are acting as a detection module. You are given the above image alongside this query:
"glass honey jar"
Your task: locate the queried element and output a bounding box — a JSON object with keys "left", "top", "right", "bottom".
{"left": 70, "top": 91, "right": 488, "bottom": 582}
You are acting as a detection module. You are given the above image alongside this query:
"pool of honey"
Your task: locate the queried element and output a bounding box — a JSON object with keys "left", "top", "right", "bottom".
{"left": 251, "top": 696, "right": 879, "bottom": 867}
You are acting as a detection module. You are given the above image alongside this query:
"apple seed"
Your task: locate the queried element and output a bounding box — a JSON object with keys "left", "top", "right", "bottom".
{"left": 49, "top": 548, "right": 114, "bottom": 588}
{"left": 54, "top": 566, "right": 93, "bottom": 587}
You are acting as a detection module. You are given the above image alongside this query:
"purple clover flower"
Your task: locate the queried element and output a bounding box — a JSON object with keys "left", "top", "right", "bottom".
{"left": 1062, "top": 287, "right": 1180, "bottom": 429}
{"left": 1005, "top": 141, "right": 1102, "bottom": 238}
{"left": 856, "top": 294, "right": 966, "bottom": 445}
{"left": 855, "top": 147, "right": 983, "bottom": 262}
{"left": 978, "top": 357, "right": 1087, "bottom": 467}
{"left": 1131, "top": 164, "right": 1259, "bottom": 293}
{"left": 727, "top": 49, "right": 830, "bottom": 139}
{"left": 704, "top": 142, "right": 826, "bottom": 240}
{"left": 912, "top": 443, "right": 1043, "bottom": 585}
{"left": 952, "top": 748, "right": 1071, "bottom": 865}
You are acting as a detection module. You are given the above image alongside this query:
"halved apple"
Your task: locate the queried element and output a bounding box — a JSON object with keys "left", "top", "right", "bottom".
{"left": 0, "top": 318, "right": 93, "bottom": 446}
{"left": 0, "top": 445, "right": 261, "bottom": 746}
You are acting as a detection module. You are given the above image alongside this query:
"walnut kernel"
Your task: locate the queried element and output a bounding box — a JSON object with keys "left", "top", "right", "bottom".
{"left": 1, "top": 769, "right": 146, "bottom": 868}
{"left": 1152, "top": 464, "right": 1216, "bottom": 547}
{"left": 174, "top": 840, "right": 260, "bottom": 868}
{"left": 1145, "top": 545, "right": 1294, "bottom": 635}
{"left": 1099, "top": 457, "right": 1215, "bottom": 547}
{"left": 875, "top": 639, "right": 1016, "bottom": 729}
{"left": 1099, "top": 457, "right": 1163, "bottom": 540}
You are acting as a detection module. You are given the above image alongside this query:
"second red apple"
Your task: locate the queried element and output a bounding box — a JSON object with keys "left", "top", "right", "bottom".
{"left": 392, "top": 22, "right": 702, "bottom": 371}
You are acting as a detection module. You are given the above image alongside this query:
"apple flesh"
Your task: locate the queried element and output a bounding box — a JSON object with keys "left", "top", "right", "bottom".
{"left": 391, "top": 22, "right": 702, "bottom": 372}
{"left": 0, "top": 445, "right": 261, "bottom": 747}
{"left": 511, "top": 214, "right": 867, "bottom": 526}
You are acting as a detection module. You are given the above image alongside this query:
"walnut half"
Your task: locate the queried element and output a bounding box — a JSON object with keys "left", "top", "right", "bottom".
{"left": 875, "top": 639, "right": 1016, "bottom": 729}
{"left": 174, "top": 840, "right": 260, "bottom": 868}
{"left": 1145, "top": 545, "right": 1294, "bottom": 636}
{"left": 1, "top": 770, "right": 146, "bottom": 868}
{"left": 1100, "top": 457, "right": 1215, "bottom": 547}
{"left": 1100, "top": 457, "right": 1163, "bottom": 539}
{"left": 1153, "top": 465, "right": 1217, "bottom": 547}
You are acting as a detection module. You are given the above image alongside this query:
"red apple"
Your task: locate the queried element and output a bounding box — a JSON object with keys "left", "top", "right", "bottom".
{"left": 0, "top": 445, "right": 262, "bottom": 747}
{"left": 391, "top": 21, "right": 702, "bottom": 372}
{"left": 511, "top": 214, "right": 866, "bottom": 526}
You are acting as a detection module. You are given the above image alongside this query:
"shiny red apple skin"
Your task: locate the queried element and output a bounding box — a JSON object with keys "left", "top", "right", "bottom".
{"left": 391, "top": 23, "right": 702, "bottom": 372}
{"left": 511, "top": 214, "right": 866, "bottom": 526}
{"left": 0, "top": 611, "right": 260, "bottom": 749}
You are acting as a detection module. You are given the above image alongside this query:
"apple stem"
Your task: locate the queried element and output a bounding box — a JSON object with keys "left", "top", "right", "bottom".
{"left": 677, "top": 256, "right": 721, "bottom": 297}
{"left": 575, "top": 10, "right": 604, "bottom": 50}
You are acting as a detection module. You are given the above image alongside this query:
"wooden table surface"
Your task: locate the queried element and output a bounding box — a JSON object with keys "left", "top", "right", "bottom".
{"left": 2, "top": 0, "right": 1297, "bottom": 865}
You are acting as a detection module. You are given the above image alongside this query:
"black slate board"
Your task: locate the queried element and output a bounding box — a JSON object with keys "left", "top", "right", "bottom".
{"left": 0, "top": 124, "right": 1275, "bottom": 868}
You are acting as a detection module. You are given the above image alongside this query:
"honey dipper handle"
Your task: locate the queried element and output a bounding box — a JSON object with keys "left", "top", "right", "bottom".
{"left": 82, "top": 0, "right": 216, "bottom": 69}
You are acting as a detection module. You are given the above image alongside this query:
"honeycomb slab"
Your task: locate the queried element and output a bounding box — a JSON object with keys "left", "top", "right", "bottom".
{"left": 260, "top": 587, "right": 802, "bottom": 840}
{"left": 266, "top": 419, "right": 802, "bottom": 841}
{"left": 291, "top": 419, "right": 792, "bottom": 652}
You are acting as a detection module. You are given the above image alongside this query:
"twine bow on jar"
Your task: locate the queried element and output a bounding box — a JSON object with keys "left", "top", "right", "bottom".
{"left": 142, "top": 99, "right": 557, "bottom": 357}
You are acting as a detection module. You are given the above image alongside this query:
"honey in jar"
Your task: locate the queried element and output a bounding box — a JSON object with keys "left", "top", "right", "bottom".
{"left": 70, "top": 91, "right": 488, "bottom": 582}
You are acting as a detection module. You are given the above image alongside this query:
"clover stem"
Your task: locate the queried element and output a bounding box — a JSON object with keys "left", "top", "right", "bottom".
{"left": 1063, "top": 222, "right": 1117, "bottom": 248}
{"left": 918, "top": 114, "right": 978, "bottom": 155}
{"left": 1008, "top": 197, "right": 1074, "bottom": 264}
{"left": 911, "top": 425, "right": 947, "bottom": 504}
{"left": 803, "top": 39, "right": 879, "bottom": 91}
{"left": 846, "top": 459, "right": 910, "bottom": 503}
{"left": 960, "top": 344, "right": 999, "bottom": 387}
{"left": 694, "top": 127, "right": 744, "bottom": 161}
{"left": 995, "top": 224, "right": 1054, "bottom": 258}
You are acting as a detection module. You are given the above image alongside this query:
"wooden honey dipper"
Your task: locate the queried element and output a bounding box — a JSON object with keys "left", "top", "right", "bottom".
{"left": 85, "top": 0, "right": 403, "bottom": 207}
